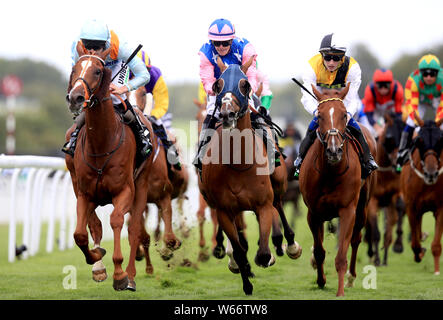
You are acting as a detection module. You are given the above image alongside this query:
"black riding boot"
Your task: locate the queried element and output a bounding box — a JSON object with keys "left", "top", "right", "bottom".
{"left": 62, "top": 127, "right": 81, "bottom": 156}
{"left": 150, "top": 118, "right": 181, "bottom": 170}
{"left": 62, "top": 112, "right": 85, "bottom": 156}
{"left": 123, "top": 103, "right": 152, "bottom": 161}
{"left": 293, "top": 128, "right": 317, "bottom": 180}
{"left": 347, "top": 125, "right": 378, "bottom": 179}
{"left": 193, "top": 115, "right": 218, "bottom": 171}
{"left": 395, "top": 130, "right": 413, "bottom": 172}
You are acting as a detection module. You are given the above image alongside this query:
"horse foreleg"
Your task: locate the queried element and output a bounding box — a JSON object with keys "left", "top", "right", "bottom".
{"left": 271, "top": 209, "right": 284, "bottom": 256}
{"left": 367, "top": 197, "right": 380, "bottom": 266}
{"left": 213, "top": 224, "right": 226, "bottom": 259}
{"left": 335, "top": 207, "right": 356, "bottom": 297}
{"left": 393, "top": 195, "right": 405, "bottom": 253}
{"left": 431, "top": 208, "right": 443, "bottom": 275}
{"left": 74, "top": 197, "right": 104, "bottom": 265}
{"left": 383, "top": 203, "right": 398, "bottom": 266}
{"left": 88, "top": 210, "right": 107, "bottom": 282}
{"left": 346, "top": 208, "right": 366, "bottom": 289}
{"left": 307, "top": 211, "right": 326, "bottom": 288}
{"left": 110, "top": 191, "right": 133, "bottom": 291}
{"left": 158, "top": 196, "right": 182, "bottom": 251}
{"left": 197, "top": 194, "right": 207, "bottom": 249}
{"left": 407, "top": 207, "right": 426, "bottom": 263}
{"left": 274, "top": 196, "right": 302, "bottom": 259}
{"left": 210, "top": 208, "right": 219, "bottom": 249}
{"left": 254, "top": 204, "right": 275, "bottom": 268}
{"left": 217, "top": 210, "right": 253, "bottom": 295}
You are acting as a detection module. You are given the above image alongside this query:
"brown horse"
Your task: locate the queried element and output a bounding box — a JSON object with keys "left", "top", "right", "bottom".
{"left": 400, "top": 113, "right": 443, "bottom": 275}
{"left": 365, "top": 111, "right": 405, "bottom": 266}
{"left": 194, "top": 97, "right": 222, "bottom": 260}
{"left": 65, "top": 44, "right": 152, "bottom": 291}
{"left": 198, "top": 58, "right": 301, "bottom": 295}
{"left": 299, "top": 84, "right": 376, "bottom": 297}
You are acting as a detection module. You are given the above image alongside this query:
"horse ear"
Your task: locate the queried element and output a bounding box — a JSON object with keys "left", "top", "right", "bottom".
{"left": 76, "top": 40, "right": 86, "bottom": 56}
{"left": 212, "top": 78, "right": 224, "bottom": 95}
{"left": 241, "top": 55, "right": 256, "bottom": 74}
{"left": 311, "top": 84, "right": 322, "bottom": 101}
{"left": 216, "top": 56, "right": 227, "bottom": 73}
{"left": 384, "top": 110, "right": 394, "bottom": 126}
{"left": 99, "top": 48, "right": 111, "bottom": 61}
{"left": 414, "top": 109, "right": 425, "bottom": 127}
{"left": 239, "top": 79, "right": 251, "bottom": 97}
{"left": 338, "top": 82, "right": 351, "bottom": 100}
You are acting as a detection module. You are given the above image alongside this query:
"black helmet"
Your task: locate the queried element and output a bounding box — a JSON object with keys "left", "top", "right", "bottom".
{"left": 319, "top": 33, "right": 347, "bottom": 54}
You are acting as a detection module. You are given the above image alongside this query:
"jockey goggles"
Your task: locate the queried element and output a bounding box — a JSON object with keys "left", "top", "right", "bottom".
{"left": 213, "top": 40, "right": 232, "bottom": 47}
{"left": 421, "top": 69, "right": 439, "bottom": 78}
{"left": 82, "top": 39, "right": 106, "bottom": 51}
{"left": 376, "top": 81, "right": 391, "bottom": 89}
{"left": 322, "top": 54, "right": 344, "bottom": 62}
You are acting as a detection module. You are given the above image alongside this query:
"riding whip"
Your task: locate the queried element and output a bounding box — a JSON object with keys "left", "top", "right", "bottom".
{"left": 111, "top": 44, "right": 143, "bottom": 82}
{"left": 291, "top": 77, "right": 318, "bottom": 101}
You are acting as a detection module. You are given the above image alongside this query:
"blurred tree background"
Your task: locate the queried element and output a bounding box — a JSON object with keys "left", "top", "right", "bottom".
{"left": 1, "top": 43, "right": 443, "bottom": 156}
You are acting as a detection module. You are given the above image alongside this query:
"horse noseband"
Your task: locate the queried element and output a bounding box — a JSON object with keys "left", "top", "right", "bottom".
{"left": 317, "top": 128, "right": 346, "bottom": 148}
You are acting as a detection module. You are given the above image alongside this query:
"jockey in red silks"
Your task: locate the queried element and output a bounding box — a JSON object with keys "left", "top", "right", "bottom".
{"left": 362, "top": 68, "right": 404, "bottom": 138}
{"left": 63, "top": 18, "right": 152, "bottom": 160}
{"left": 193, "top": 18, "right": 281, "bottom": 172}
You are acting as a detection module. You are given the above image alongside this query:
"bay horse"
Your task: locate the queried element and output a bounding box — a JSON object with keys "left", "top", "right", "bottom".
{"left": 198, "top": 57, "right": 301, "bottom": 295}
{"left": 400, "top": 113, "right": 443, "bottom": 275}
{"left": 194, "top": 97, "right": 221, "bottom": 261}
{"left": 365, "top": 110, "right": 405, "bottom": 266}
{"left": 299, "top": 84, "right": 376, "bottom": 297}
{"left": 65, "top": 44, "right": 152, "bottom": 291}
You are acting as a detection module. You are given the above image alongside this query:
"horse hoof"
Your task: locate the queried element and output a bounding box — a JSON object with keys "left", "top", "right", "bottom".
{"left": 92, "top": 260, "right": 107, "bottom": 282}
{"left": 310, "top": 255, "right": 317, "bottom": 270}
{"left": 135, "top": 245, "right": 145, "bottom": 261}
{"left": 126, "top": 279, "right": 136, "bottom": 291}
{"left": 393, "top": 242, "right": 403, "bottom": 253}
{"left": 228, "top": 258, "right": 240, "bottom": 274}
{"left": 113, "top": 275, "right": 129, "bottom": 291}
{"left": 268, "top": 254, "right": 276, "bottom": 267}
{"left": 275, "top": 246, "right": 284, "bottom": 256}
{"left": 213, "top": 245, "right": 226, "bottom": 259}
{"left": 286, "top": 242, "right": 302, "bottom": 259}
{"left": 345, "top": 271, "right": 355, "bottom": 288}
{"left": 159, "top": 247, "right": 174, "bottom": 261}
{"left": 167, "top": 239, "right": 182, "bottom": 251}
{"left": 434, "top": 271, "right": 440, "bottom": 276}
{"left": 198, "top": 249, "right": 210, "bottom": 262}
{"left": 92, "top": 268, "right": 107, "bottom": 282}
{"left": 243, "top": 282, "right": 253, "bottom": 295}
{"left": 145, "top": 265, "right": 154, "bottom": 275}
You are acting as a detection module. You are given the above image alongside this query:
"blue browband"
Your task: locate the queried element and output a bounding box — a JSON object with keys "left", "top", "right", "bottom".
{"left": 215, "top": 65, "right": 249, "bottom": 111}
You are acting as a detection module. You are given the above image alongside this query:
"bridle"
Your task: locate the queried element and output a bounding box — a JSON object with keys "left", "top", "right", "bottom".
{"left": 315, "top": 98, "right": 347, "bottom": 149}
{"left": 409, "top": 148, "right": 443, "bottom": 181}
{"left": 71, "top": 55, "right": 107, "bottom": 113}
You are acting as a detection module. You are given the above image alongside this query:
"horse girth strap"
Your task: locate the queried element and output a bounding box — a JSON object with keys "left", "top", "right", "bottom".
{"left": 318, "top": 97, "right": 343, "bottom": 105}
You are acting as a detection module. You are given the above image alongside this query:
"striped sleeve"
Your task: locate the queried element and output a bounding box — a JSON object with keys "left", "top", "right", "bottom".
{"left": 405, "top": 76, "right": 419, "bottom": 122}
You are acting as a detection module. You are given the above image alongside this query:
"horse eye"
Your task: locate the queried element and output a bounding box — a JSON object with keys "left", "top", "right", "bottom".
{"left": 95, "top": 69, "right": 102, "bottom": 76}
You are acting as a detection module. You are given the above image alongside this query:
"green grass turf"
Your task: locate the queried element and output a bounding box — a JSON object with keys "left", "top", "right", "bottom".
{"left": 0, "top": 201, "right": 442, "bottom": 300}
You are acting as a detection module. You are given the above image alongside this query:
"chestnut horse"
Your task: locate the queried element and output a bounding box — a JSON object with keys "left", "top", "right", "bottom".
{"left": 299, "top": 84, "right": 376, "bottom": 297}
{"left": 365, "top": 111, "right": 405, "bottom": 266}
{"left": 194, "top": 97, "right": 221, "bottom": 261}
{"left": 400, "top": 114, "right": 443, "bottom": 275}
{"left": 65, "top": 44, "right": 152, "bottom": 291}
{"left": 198, "top": 58, "right": 301, "bottom": 295}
